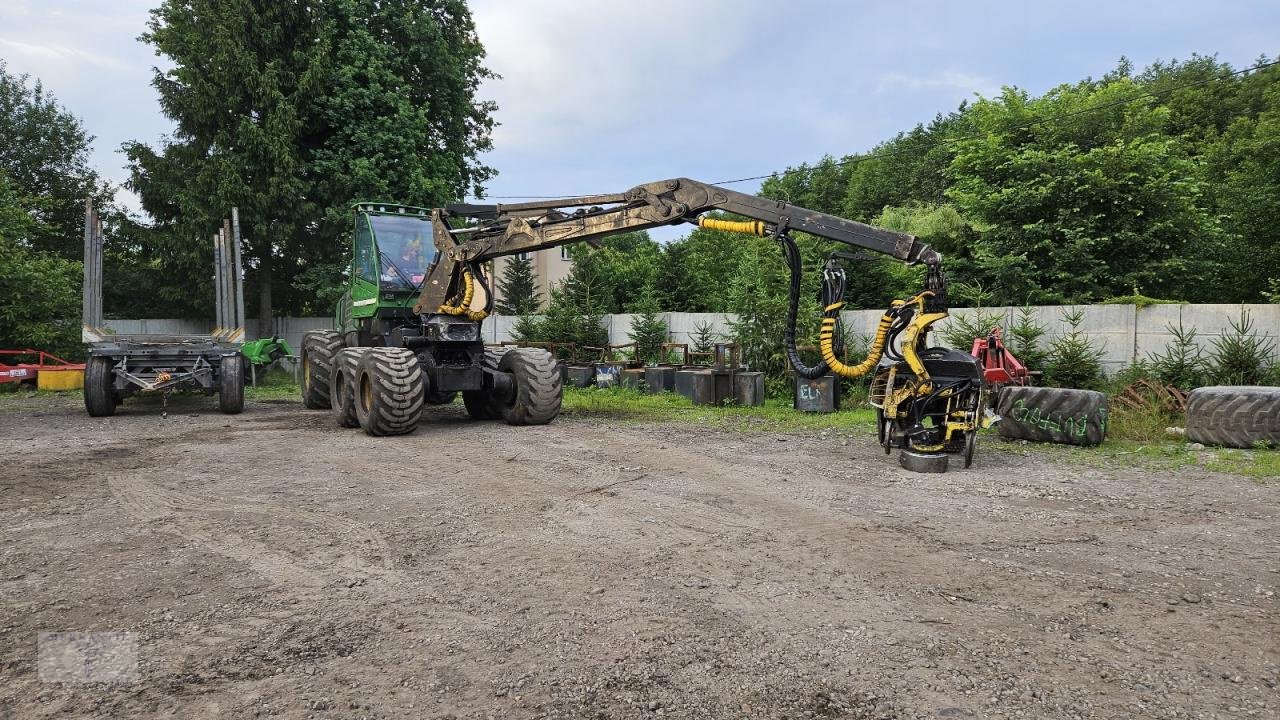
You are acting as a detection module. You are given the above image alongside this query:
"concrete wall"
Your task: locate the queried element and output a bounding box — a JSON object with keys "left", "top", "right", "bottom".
{"left": 108, "top": 304, "right": 1279, "bottom": 374}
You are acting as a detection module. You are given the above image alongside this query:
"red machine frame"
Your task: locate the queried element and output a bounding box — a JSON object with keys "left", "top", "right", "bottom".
{"left": 0, "top": 349, "right": 85, "bottom": 386}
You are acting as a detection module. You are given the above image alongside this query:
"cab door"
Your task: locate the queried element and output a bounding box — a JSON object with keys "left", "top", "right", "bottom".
{"left": 350, "top": 212, "right": 379, "bottom": 320}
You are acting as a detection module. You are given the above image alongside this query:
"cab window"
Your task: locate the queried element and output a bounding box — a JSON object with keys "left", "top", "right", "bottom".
{"left": 354, "top": 215, "right": 376, "bottom": 282}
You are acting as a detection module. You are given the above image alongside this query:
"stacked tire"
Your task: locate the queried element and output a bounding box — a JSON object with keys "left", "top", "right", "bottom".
{"left": 1185, "top": 386, "right": 1280, "bottom": 448}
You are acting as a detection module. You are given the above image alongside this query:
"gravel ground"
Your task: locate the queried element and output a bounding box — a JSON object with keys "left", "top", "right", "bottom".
{"left": 1, "top": 393, "right": 1277, "bottom": 719}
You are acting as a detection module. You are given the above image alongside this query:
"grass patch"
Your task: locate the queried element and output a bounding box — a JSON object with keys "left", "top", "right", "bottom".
{"left": 562, "top": 387, "right": 877, "bottom": 434}
{"left": 244, "top": 368, "right": 301, "bottom": 402}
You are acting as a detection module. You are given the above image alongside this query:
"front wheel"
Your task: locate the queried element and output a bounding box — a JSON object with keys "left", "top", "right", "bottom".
{"left": 497, "top": 348, "right": 562, "bottom": 426}
{"left": 354, "top": 347, "right": 424, "bottom": 436}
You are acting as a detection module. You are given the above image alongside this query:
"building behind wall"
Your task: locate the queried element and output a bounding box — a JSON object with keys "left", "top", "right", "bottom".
{"left": 490, "top": 245, "right": 574, "bottom": 311}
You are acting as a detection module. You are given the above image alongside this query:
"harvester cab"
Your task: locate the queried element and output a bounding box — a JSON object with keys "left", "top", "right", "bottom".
{"left": 336, "top": 203, "right": 486, "bottom": 349}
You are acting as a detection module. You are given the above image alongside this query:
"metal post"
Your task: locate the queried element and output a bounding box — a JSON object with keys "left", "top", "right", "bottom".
{"left": 231, "top": 207, "right": 246, "bottom": 337}
{"left": 221, "top": 218, "right": 238, "bottom": 341}
{"left": 213, "top": 232, "right": 225, "bottom": 334}
{"left": 91, "top": 211, "right": 103, "bottom": 328}
{"left": 81, "top": 200, "right": 93, "bottom": 335}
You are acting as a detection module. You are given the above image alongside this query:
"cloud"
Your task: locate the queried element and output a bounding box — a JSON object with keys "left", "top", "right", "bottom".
{"left": 471, "top": 0, "right": 770, "bottom": 151}
{"left": 875, "top": 70, "right": 1001, "bottom": 101}
{"left": 0, "top": 38, "right": 131, "bottom": 73}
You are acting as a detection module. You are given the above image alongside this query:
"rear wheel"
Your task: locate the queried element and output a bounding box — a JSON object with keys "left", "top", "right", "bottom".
{"left": 462, "top": 347, "right": 509, "bottom": 421}
{"left": 497, "top": 347, "right": 562, "bottom": 426}
{"left": 218, "top": 355, "right": 244, "bottom": 414}
{"left": 84, "top": 356, "right": 116, "bottom": 417}
{"left": 329, "top": 347, "right": 369, "bottom": 428}
{"left": 301, "top": 330, "right": 344, "bottom": 409}
{"left": 354, "top": 347, "right": 424, "bottom": 436}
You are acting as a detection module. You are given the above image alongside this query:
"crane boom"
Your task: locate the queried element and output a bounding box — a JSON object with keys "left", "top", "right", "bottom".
{"left": 414, "top": 178, "right": 942, "bottom": 314}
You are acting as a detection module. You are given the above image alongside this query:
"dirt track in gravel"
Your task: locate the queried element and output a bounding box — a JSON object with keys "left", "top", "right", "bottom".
{"left": 1, "top": 394, "right": 1277, "bottom": 719}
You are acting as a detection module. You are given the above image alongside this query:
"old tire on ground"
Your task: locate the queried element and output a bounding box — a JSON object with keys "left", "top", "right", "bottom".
{"left": 496, "top": 347, "right": 562, "bottom": 426}
{"left": 462, "top": 347, "right": 510, "bottom": 421}
{"left": 84, "top": 355, "right": 116, "bottom": 417}
{"left": 301, "top": 330, "right": 344, "bottom": 409}
{"left": 354, "top": 347, "right": 424, "bottom": 436}
{"left": 900, "top": 450, "right": 948, "bottom": 473}
{"left": 218, "top": 355, "right": 245, "bottom": 414}
{"left": 996, "top": 385, "right": 1108, "bottom": 446}
{"left": 329, "top": 347, "right": 369, "bottom": 428}
{"left": 1185, "top": 385, "right": 1280, "bottom": 448}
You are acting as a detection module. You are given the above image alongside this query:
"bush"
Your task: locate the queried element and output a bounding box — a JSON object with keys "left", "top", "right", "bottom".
{"left": 1147, "top": 319, "right": 1207, "bottom": 390}
{"left": 511, "top": 266, "right": 608, "bottom": 352}
{"left": 941, "top": 306, "right": 1006, "bottom": 350}
{"left": 1007, "top": 305, "right": 1049, "bottom": 373}
{"left": 626, "top": 287, "right": 668, "bottom": 365}
{"left": 1043, "top": 307, "right": 1105, "bottom": 390}
{"left": 690, "top": 320, "right": 720, "bottom": 354}
{"left": 1208, "top": 309, "right": 1277, "bottom": 385}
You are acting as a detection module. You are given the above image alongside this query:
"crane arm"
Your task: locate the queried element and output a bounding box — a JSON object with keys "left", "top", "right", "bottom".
{"left": 413, "top": 177, "right": 942, "bottom": 314}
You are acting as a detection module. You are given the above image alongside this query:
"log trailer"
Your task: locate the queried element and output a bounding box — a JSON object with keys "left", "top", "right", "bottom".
{"left": 302, "top": 178, "right": 987, "bottom": 471}
{"left": 81, "top": 203, "right": 247, "bottom": 416}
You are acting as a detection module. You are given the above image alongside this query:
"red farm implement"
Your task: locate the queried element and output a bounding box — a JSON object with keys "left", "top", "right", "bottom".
{"left": 0, "top": 349, "right": 86, "bottom": 390}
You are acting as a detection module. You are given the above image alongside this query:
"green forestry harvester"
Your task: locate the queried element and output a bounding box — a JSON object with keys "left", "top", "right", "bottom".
{"left": 303, "top": 178, "right": 986, "bottom": 470}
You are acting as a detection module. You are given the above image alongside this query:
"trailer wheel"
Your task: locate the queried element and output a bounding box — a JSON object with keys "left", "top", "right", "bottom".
{"left": 497, "top": 347, "right": 562, "bottom": 426}
{"left": 84, "top": 356, "right": 116, "bottom": 417}
{"left": 218, "top": 355, "right": 245, "bottom": 414}
{"left": 301, "top": 330, "right": 344, "bottom": 409}
{"left": 329, "top": 347, "right": 369, "bottom": 428}
{"left": 354, "top": 347, "right": 424, "bottom": 436}
{"left": 462, "top": 347, "right": 510, "bottom": 420}
{"left": 1185, "top": 385, "right": 1280, "bottom": 448}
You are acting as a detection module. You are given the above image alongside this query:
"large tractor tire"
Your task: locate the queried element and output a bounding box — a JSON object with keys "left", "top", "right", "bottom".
{"left": 301, "top": 330, "right": 344, "bottom": 409}
{"left": 354, "top": 347, "right": 424, "bottom": 436}
{"left": 462, "top": 347, "right": 510, "bottom": 421}
{"left": 996, "top": 385, "right": 1108, "bottom": 447}
{"left": 496, "top": 347, "right": 562, "bottom": 426}
{"left": 84, "top": 355, "right": 117, "bottom": 417}
{"left": 329, "top": 347, "right": 370, "bottom": 429}
{"left": 1185, "top": 386, "right": 1280, "bottom": 448}
{"left": 218, "top": 354, "right": 245, "bottom": 415}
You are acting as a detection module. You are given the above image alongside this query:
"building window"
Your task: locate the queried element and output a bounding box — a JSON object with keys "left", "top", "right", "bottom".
{"left": 516, "top": 252, "right": 530, "bottom": 261}
{"left": 560, "top": 245, "right": 571, "bottom": 260}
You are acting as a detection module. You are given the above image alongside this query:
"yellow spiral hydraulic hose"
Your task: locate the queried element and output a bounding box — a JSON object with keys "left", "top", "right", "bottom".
{"left": 438, "top": 269, "right": 489, "bottom": 321}
{"left": 819, "top": 301, "right": 900, "bottom": 379}
{"left": 697, "top": 217, "right": 769, "bottom": 236}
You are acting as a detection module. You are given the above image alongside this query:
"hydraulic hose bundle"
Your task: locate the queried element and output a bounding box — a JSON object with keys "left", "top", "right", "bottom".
{"left": 437, "top": 263, "right": 490, "bottom": 321}
{"left": 693, "top": 215, "right": 912, "bottom": 381}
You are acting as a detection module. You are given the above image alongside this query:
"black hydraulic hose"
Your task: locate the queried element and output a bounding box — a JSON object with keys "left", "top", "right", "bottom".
{"left": 468, "top": 261, "right": 494, "bottom": 314}
{"left": 781, "top": 235, "right": 832, "bottom": 379}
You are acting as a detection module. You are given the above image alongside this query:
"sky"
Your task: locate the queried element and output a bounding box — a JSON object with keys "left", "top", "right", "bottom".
{"left": 1, "top": 0, "right": 1278, "bottom": 241}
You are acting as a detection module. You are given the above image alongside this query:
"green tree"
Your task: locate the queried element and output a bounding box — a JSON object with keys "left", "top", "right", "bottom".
{"left": 0, "top": 173, "right": 81, "bottom": 357}
{"left": 1043, "top": 307, "right": 1105, "bottom": 390}
{"left": 125, "top": 0, "right": 495, "bottom": 332}
{"left": 947, "top": 79, "right": 1223, "bottom": 305}
{"left": 567, "top": 232, "right": 661, "bottom": 313}
{"left": 0, "top": 61, "right": 108, "bottom": 260}
{"left": 626, "top": 285, "right": 668, "bottom": 364}
{"left": 512, "top": 263, "right": 608, "bottom": 351}
{"left": 494, "top": 255, "right": 540, "bottom": 315}
{"left": 1205, "top": 61, "right": 1280, "bottom": 302}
